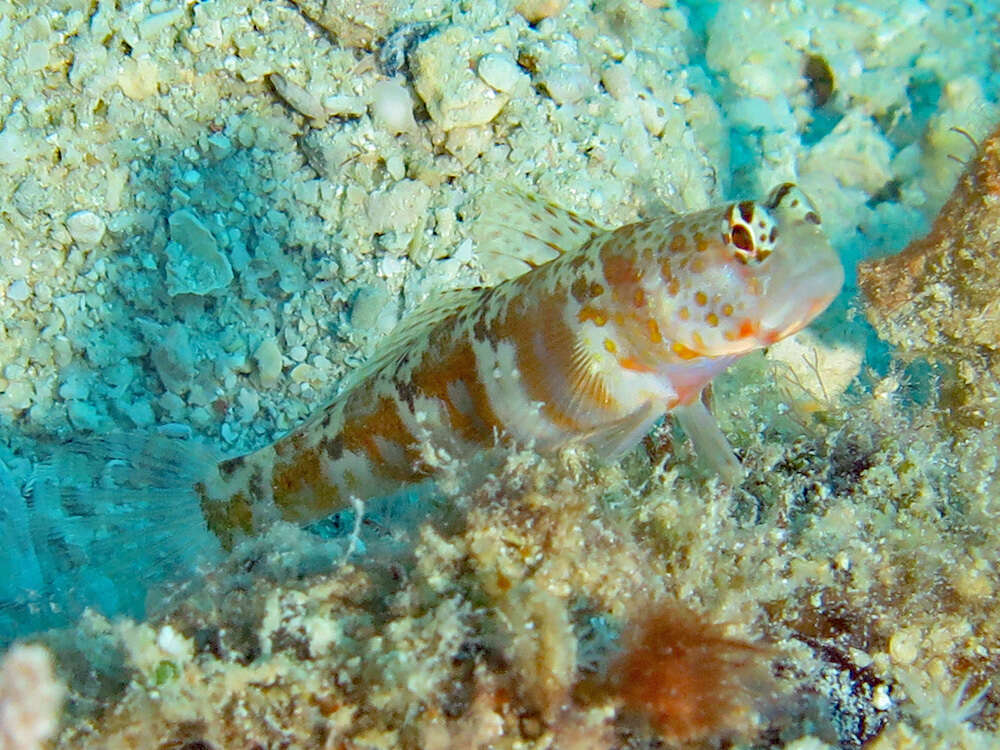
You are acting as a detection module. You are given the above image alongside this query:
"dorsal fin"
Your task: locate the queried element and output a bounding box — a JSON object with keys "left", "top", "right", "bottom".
{"left": 340, "top": 287, "right": 483, "bottom": 390}
{"left": 472, "top": 184, "right": 605, "bottom": 282}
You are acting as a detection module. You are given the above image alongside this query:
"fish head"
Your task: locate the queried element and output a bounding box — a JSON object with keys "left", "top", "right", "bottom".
{"left": 654, "top": 183, "right": 844, "bottom": 360}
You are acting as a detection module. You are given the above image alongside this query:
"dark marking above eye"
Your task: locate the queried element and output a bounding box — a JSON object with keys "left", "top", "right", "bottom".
{"left": 731, "top": 224, "right": 754, "bottom": 252}
{"left": 766, "top": 183, "right": 794, "bottom": 209}
{"left": 738, "top": 201, "right": 755, "bottom": 223}
{"left": 769, "top": 226, "right": 779, "bottom": 242}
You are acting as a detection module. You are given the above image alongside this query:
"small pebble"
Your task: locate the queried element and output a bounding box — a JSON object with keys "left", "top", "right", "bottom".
{"left": 269, "top": 73, "right": 326, "bottom": 121}
{"left": 67, "top": 400, "right": 102, "bottom": 431}
{"left": 138, "top": 7, "right": 183, "bottom": 40}
{"left": 25, "top": 41, "right": 49, "bottom": 72}
{"left": 290, "top": 363, "right": 317, "bottom": 383}
{"left": 165, "top": 208, "right": 233, "bottom": 296}
{"left": 66, "top": 210, "right": 106, "bottom": 247}
{"left": 370, "top": 79, "right": 417, "bottom": 135}
{"left": 477, "top": 53, "right": 525, "bottom": 94}
{"left": 386, "top": 153, "right": 406, "bottom": 181}
{"left": 255, "top": 337, "right": 283, "bottom": 387}
{"left": 2, "top": 381, "right": 32, "bottom": 411}
{"left": 157, "top": 422, "right": 193, "bottom": 439}
{"left": 601, "top": 63, "right": 635, "bottom": 102}
{"left": 6, "top": 279, "right": 29, "bottom": 301}
{"left": 366, "top": 178, "right": 431, "bottom": 234}
{"left": 237, "top": 387, "right": 259, "bottom": 420}
{"left": 206, "top": 133, "right": 233, "bottom": 158}
{"left": 871, "top": 684, "right": 892, "bottom": 711}
{"left": 151, "top": 323, "right": 195, "bottom": 394}
{"left": 516, "top": 0, "right": 568, "bottom": 22}
{"left": 542, "top": 64, "right": 592, "bottom": 105}
{"left": 351, "top": 286, "right": 389, "bottom": 330}
{"left": 125, "top": 399, "right": 156, "bottom": 427}
{"left": 322, "top": 95, "right": 366, "bottom": 118}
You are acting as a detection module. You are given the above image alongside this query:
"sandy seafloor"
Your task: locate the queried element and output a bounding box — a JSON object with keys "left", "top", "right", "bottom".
{"left": 2, "top": 0, "right": 1000, "bottom": 747}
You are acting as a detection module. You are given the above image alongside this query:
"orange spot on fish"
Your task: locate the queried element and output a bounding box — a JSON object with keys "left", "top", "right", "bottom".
{"left": 738, "top": 319, "right": 757, "bottom": 338}
{"left": 672, "top": 341, "right": 701, "bottom": 360}
{"left": 338, "top": 396, "right": 424, "bottom": 483}
{"left": 660, "top": 260, "right": 674, "bottom": 283}
{"left": 647, "top": 319, "right": 662, "bottom": 343}
{"left": 762, "top": 328, "right": 783, "bottom": 344}
{"left": 604, "top": 338, "right": 618, "bottom": 353}
{"left": 618, "top": 356, "right": 653, "bottom": 373}
{"left": 603, "top": 252, "right": 642, "bottom": 287}
{"left": 578, "top": 306, "right": 607, "bottom": 326}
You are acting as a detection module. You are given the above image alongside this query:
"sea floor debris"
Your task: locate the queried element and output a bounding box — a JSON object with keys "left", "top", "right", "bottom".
{"left": 27, "top": 375, "right": 1000, "bottom": 748}
{"left": 858, "top": 122, "right": 1000, "bottom": 427}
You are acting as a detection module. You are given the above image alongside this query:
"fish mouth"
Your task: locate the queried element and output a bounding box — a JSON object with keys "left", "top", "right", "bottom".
{"left": 757, "top": 218, "right": 845, "bottom": 342}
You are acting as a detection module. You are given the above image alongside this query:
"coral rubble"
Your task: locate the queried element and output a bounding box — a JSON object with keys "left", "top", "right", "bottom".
{"left": 858, "top": 122, "right": 1000, "bottom": 425}
{"left": 44, "top": 389, "right": 1000, "bottom": 748}
{"left": 0, "top": 644, "right": 64, "bottom": 750}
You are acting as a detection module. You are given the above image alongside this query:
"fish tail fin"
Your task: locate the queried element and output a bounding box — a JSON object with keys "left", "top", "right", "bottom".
{"left": 1, "top": 431, "right": 223, "bottom": 645}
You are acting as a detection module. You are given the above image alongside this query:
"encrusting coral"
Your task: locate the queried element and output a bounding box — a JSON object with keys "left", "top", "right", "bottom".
{"left": 857, "top": 121, "right": 1000, "bottom": 426}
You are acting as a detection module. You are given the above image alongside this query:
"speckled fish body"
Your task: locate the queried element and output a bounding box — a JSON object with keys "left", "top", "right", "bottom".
{"left": 198, "top": 184, "right": 843, "bottom": 546}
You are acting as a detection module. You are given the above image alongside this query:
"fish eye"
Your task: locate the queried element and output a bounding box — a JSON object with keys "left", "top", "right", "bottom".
{"left": 722, "top": 201, "right": 777, "bottom": 264}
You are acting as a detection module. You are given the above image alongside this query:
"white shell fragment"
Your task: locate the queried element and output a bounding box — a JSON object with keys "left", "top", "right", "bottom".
{"left": 65, "top": 210, "right": 106, "bottom": 247}
{"left": 268, "top": 73, "right": 327, "bottom": 121}
{"left": 370, "top": 79, "right": 418, "bottom": 134}
{"left": 164, "top": 209, "right": 234, "bottom": 296}
{"left": 477, "top": 53, "right": 526, "bottom": 94}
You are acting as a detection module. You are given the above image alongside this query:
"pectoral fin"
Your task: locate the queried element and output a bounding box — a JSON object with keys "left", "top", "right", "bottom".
{"left": 673, "top": 400, "right": 745, "bottom": 485}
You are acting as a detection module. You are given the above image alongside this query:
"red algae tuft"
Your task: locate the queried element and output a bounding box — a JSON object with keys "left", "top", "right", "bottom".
{"left": 607, "top": 601, "right": 771, "bottom": 745}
